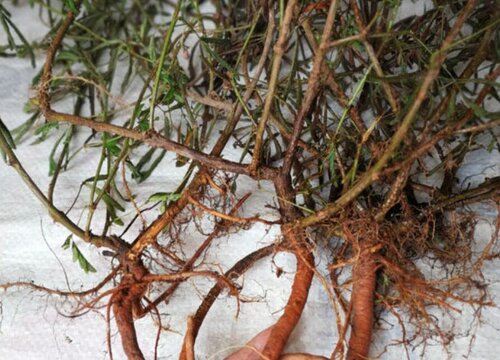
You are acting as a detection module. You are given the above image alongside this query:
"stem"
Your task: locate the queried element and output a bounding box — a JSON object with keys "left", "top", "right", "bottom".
{"left": 149, "top": 1, "right": 182, "bottom": 129}
{"left": 0, "top": 128, "right": 116, "bottom": 249}
{"left": 298, "top": 0, "right": 478, "bottom": 228}
{"left": 282, "top": 0, "right": 339, "bottom": 174}
{"left": 250, "top": 0, "right": 297, "bottom": 170}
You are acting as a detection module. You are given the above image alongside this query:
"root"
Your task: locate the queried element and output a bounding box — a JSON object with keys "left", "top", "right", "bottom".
{"left": 112, "top": 259, "right": 149, "bottom": 360}
{"left": 112, "top": 288, "right": 146, "bottom": 360}
{"left": 280, "top": 354, "right": 329, "bottom": 360}
{"left": 179, "top": 245, "right": 277, "bottom": 360}
{"left": 261, "top": 250, "right": 314, "bottom": 359}
{"left": 346, "top": 250, "right": 377, "bottom": 360}
{"left": 224, "top": 328, "right": 329, "bottom": 360}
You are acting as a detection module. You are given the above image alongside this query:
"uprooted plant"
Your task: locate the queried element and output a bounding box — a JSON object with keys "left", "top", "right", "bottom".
{"left": 1, "top": 0, "right": 499, "bottom": 359}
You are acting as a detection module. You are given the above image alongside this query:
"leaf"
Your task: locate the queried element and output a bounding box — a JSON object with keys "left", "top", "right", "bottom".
{"left": 10, "top": 112, "right": 39, "bottom": 143}
{"left": 199, "top": 36, "right": 231, "bottom": 45}
{"left": 61, "top": 235, "right": 72, "bottom": 250}
{"left": 203, "top": 44, "right": 234, "bottom": 73}
{"left": 112, "top": 217, "right": 124, "bottom": 226}
{"left": 133, "top": 102, "right": 147, "bottom": 119}
{"left": 61, "top": 235, "right": 96, "bottom": 273}
{"left": 131, "top": 149, "right": 166, "bottom": 182}
{"left": 0, "top": 4, "right": 35, "bottom": 67}
{"left": 463, "top": 96, "right": 500, "bottom": 119}
{"left": 148, "top": 36, "right": 156, "bottom": 62}
{"left": 83, "top": 184, "right": 125, "bottom": 227}
{"left": 161, "top": 85, "right": 177, "bottom": 106}
{"left": 103, "top": 135, "right": 121, "bottom": 156}
{"left": 56, "top": 50, "right": 82, "bottom": 63}
{"left": 49, "top": 157, "right": 57, "bottom": 176}
{"left": 136, "top": 150, "right": 166, "bottom": 182}
{"left": 0, "top": 5, "right": 15, "bottom": 49}
{"left": 33, "top": 122, "right": 59, "bottom": 143}
{"left": 0, "top": 117, "right": 16, "bottom": 150}
{"left": 120, "top": 55, "right": 134, "bottom": 94}
{"left": 146, "top": 192, "right": 181, "bottom": 203}
{"left": 487, "top": 138, "right": 496, "bottom": 153}
{"left": 88, "top": 185, "right": 126, "bottom": 226}
{"left": 382, "top": 274, "right": 390, "bottom": 289}
{"left": 137, "top": 118, "right": 150, "bottom": 132}
{"left": 335, "top": 64, "right": 373, "bottom": 135}
{"left": 97, "top": 187, "right": 126, "bottom": 212}
{"left": 328, "top": 146, "right": 336, "bottom": 179}
{"left": 71, "top": 242, "right": 97, "bottom": 273}
{"left": 63, "top": 0, "right": 78, "bottom": 12}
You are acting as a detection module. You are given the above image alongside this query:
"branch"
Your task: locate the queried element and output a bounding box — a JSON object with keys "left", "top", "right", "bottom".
{"left": 0, "top": 124, "right": 117, "bottom": 249}
{"left": 297, "top": 0, "right": 479, "bottom": 228}
{"left": 43, "top": 109, "right": 280, "bottom": 180}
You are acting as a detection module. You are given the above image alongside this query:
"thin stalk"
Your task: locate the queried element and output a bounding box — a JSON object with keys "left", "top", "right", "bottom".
{"left": 149, "top": 1, "right": 182, "bottom": 129}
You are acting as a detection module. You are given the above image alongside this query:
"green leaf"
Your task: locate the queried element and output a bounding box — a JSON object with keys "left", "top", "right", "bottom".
{"left": 103, "top": 135, "right": 121, "bottom": 156}
{"left": 0, "top": 5, "right": 15, "bottom": 49}
{"left": 84, "top": 184, "right": 125, "bottom": 227}
{"left": 86, "top": 184, "right": 125, "bottom": 226}
{"left": 463, "top": 97, "right": 500, "bottom": 119}
{"left": 49, "top": 157, "right": 57, "bottom": 176}
{"left": 203, "top": 44, "right": 234, "bottom": 73}
{"left": 61, "top": 235, "right": 72, "bottom": 250}
{"left": 23, "top": 98, "right": 39, "bottom": 113}
{"left": 34, "top": 122, "right": 59, "bottom": 142}
{"left": 148, "top": 36, "right": 156, "bottom": 62}
{"left": 199, "top": 36, "right": 231, "bottom": 45}
{"left": 10, "top": 112, "right": 38, "bottom": 143}
{"left": 131, "top": 149, "right": 167, "bottom": 182}
{"left": 56, "top": 50, "right": 82, "bottom": 63}
{"left": 97, "top": 187, "right": 126, "bottom": 212}
{"left": 327, "top": 145, "right": 339, "bottom": 187}
{"left": 0, "top": 117, "right": 16, "bottom": 150}
{"left": 0, "top": 4, "right": 35, "bottom": 67}
{"left": 71, "top": 242, "right": 97, "bottom": 273}
{"left": 146, "top": 192, "right": 181, "bottom": 203}
{"left": 137, "top": 118, "right": 150, "bottom": 132}
{"left": 335, "top": 64, "right": 373, "bottom": 135}
{"left": 487, "top": 138, "right": 496, "bottom": 153}
{"left": 133, "top": 103, "right": 146, "bottom": 119}
{"left": 63, "top": 0, "right": 78, "bottom": 12}
{"left": 382, "top": 273, "right": 390, "bottom": 289}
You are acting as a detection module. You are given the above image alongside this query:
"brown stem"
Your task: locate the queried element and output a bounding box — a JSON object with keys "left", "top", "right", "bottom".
{"left": 42, "top": 109, "right": 279, "bottom": 180}
{"left": 250, "top": 2, "right": 294, "bottom": 170}
{"left": 282, "top": 0, "right": 339, "bottom": 174}
{"left": 187, "top": 194, "right": 278, "bottom": 225}
{"left": 297, "top": 0, "right": 479, "bottom": 228}
{"left": 349, "top": 0, "right": 400, "bottom": 114}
